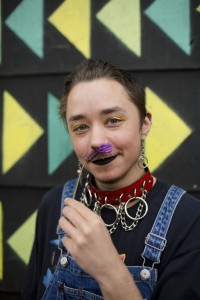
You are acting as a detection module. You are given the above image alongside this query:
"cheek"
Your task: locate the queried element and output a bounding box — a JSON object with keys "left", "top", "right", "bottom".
{"left": 71, "top": 138, "right": 88, "bottom": 160}
{"left": 113, "top": 133, "right": 142, "bottom": 161}
{"left": 112, "top": 129, "right": 140, "bottom": 149}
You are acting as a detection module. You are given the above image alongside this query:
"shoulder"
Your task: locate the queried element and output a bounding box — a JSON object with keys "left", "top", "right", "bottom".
{"left": 179, "top": 188, "right": 200, "bottom": 210}
{"left": 39, "top": 178, "right": 77, "bottom": 208}
{"left": 153, "top": 181, "right": 200, "bottom": 267}
{"left": 149, "top": 179, "right": 200, "bottom": 248}
{"left": 155, "top": 179, "right": 200, "bottom": 227}
{"left": 37, "top": 178, "right": 79, "bottom": 217}
{"left": 151, "top": 179, "right": 200, "bottom": 215}
{"left": 167, "top": 183, "right": 200, "bottom": 224}
{"left": 34, "top": 185, "right": 64, "bottom": 234}
{"left": 170, "top": 188, "right": 200, "bottom": 246}
{"left": 38, "top": 185, "right": 63, "bottom": 214}
{"left": 171, "top": 186, "right": 200, "bottom": 247}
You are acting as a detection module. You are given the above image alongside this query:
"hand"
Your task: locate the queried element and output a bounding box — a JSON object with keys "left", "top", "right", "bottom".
{"left": 58, "top": 198, "right": 143, "bottom": 300}
{"left": 58, "top": 198, "right": 120, "bottom": 281}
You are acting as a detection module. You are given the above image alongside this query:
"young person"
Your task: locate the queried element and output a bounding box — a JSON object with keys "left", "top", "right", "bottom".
{"left": 23, "top": 59, "right": 200, "bottom": 300}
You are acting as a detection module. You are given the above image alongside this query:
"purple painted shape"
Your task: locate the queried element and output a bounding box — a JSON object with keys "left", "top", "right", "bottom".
{"left": 86, "top": 143, "right": 112, "bottom": 161}
{"left": 98, "top": 144, "right": 112, "bottom": 153}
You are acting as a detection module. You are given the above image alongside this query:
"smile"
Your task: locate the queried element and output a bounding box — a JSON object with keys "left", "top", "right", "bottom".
{"left": 92, "top": 155, "right": 117, "bottom": 165}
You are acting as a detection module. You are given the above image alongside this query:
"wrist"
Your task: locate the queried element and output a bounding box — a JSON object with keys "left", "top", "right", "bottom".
{"left": 97, "top": 259, "right": 142, "bottom": 300}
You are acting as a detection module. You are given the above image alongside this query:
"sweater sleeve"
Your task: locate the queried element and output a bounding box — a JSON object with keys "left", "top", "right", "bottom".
{"left": 22, "top": 186, "right": 63, "bottom": 300}
{"left": 22, "top": 210, "right": 42, "bottom": 299}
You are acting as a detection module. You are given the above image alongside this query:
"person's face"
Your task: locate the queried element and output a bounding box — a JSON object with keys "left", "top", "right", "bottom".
{"left": 66, "top": 78, "right": 151, "bottom": 190}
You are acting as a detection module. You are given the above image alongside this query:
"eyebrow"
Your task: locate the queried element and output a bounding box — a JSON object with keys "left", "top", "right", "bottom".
{"left": 68, "top": 106, "right": 125, "bottom": 123}
{"left": 100, "top": 106, "right": 125, "bottom": 115}
{"left": 68, "top": 114, "right": 85, "bottom": 122}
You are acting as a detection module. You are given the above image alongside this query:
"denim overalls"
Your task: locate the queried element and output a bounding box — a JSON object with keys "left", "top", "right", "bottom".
{"left": 42, "top": 180, "right": 185, "bottom": 300}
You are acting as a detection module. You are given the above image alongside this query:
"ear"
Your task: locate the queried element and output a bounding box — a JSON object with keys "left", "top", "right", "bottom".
{"left": 141, "top": 111, "right": 152, "bottom": 139}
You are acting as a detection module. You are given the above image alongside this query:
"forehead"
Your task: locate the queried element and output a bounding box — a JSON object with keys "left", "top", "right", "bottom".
{"left": 67, "top": 78, "right": 131, "bottom": 109}
{"left": 66, "top": 79, "right": 140, "bottom": 124}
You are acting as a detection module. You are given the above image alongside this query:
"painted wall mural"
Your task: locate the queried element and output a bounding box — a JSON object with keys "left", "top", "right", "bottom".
{"left": 0, "top": 0, "right": 200, "bottom": 298}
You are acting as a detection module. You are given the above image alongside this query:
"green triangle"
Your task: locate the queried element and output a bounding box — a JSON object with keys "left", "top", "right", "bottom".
{"left": 48, "top": 93, "right": 74, "bottom": 175}
{"left": 5, "top": 0, "right": 44, "bottom": 58}
{"left": 145, "top": 0, "right": 191, "bottom": 55}
{"left": 96, "top": 0, "right": 141, "bottom": 56}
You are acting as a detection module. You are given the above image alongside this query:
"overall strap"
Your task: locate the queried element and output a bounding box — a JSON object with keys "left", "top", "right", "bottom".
{"left": 56, "top": 178, "right": 77, "bottom": 237}
{"left": 141, "top": 185, "right": 185, "bottom": 265}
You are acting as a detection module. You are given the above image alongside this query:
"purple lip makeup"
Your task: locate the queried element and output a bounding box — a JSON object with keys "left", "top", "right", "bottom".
{"left": 85, "top": 143, "right": 112, "bottom": 162}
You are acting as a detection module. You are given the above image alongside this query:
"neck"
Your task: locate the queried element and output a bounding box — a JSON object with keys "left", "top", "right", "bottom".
{"left": 88, "top": 171, "right": 154, "bottom": 205}
{"left": 94, "top": 168, "right": 148, "bottom": 192}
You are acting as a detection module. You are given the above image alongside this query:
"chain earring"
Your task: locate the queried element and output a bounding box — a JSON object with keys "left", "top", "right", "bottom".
{"left": 138, "top": 140, "right": 148, "bottom": 169}
{"left": 73, "top": 160, "right": 86, "bottom": 198}
{"left": 77, "top": 160, "right": 83, "bottom": 185}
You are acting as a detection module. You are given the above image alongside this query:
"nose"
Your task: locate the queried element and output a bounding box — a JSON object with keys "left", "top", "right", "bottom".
{"left": 89, "top": 124, "right": 107, "bottom": 150}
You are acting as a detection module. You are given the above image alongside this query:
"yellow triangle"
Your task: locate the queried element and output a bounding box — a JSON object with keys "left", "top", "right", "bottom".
{"left": 7, "top": 211, "right": 37, "bottom": 264}
{"left": 96, "top": 0, "right": 141, "bottom": 56}
{"left": 0, "top": 202, "right": 3, "bottom": 279}
{"left": 145, "top": 87, "right": 192, "bottom": 171}
{"left": 2, "top": 91, "right": 44, "bottom": 173}
{"left": 48, "top": 0, "right": 91, "bottom": 58}
{"left": 196, "top": 5, "right": 200, "bottom": 13}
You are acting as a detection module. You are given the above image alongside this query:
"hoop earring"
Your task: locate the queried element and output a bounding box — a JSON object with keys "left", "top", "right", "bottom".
{"left": 138, "top": 140, "right": 148, "bottom": 169}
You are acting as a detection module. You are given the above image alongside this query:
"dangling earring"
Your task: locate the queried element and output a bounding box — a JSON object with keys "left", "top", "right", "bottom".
{"left": 77, "top": 160, "right": 83, "bottom": 185}
{"left": 138, "top": 140, "right": 148, "bottom": 169}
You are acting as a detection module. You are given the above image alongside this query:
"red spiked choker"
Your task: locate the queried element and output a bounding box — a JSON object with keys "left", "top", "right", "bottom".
{"left": 88, "top": 172, "right": 154, "bottom": 205}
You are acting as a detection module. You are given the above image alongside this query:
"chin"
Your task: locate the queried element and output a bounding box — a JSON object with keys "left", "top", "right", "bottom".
{"left": 95, "top": 172, "right": 122, "bottom": 184}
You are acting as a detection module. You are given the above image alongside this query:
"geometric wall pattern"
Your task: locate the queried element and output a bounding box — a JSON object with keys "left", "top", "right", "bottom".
{"left": 96, "top": 0, "right": 142, "bottom": 56}
{"left": 146, "top": 87, "right": 192, "bottom": 171}
{"left": 47, "top": 93, "right": 74, "bottom": 175}
{"left": 7, "top": 211, "right": 37, "bottom": 265}
{"left": 0, "top": 202, "right": 2, "bottom": 280}
{"left": 144, "top": 0, "right": 191, "bottom": 55}
{"left": 1, "top": 0, "right": 200, "bottom": 298}
{"left": 5, "top": 0, "right": 44, "bottom": 58}
{"left": 48, "top": 0, "right": 91, "bottom": 58}
{"left": 2, "top": 91, "right": 44, "bottom": 174}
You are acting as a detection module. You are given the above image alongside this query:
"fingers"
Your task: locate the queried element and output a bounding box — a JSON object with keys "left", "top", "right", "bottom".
{"left": 59, "top": 215, "right": 78, "bottom": 238}
{"left": 59, "top": 198, "right": 103, "bottom": 238}
{"left": 64, "top": 198, "right": 96, "bottom": 221}
{"left": 62, "top": 203, "right": 87, "bottom": 231}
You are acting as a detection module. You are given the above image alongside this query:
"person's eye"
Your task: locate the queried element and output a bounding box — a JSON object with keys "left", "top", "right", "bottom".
{"left": 107, "top": 117, "right": 124, "bottom": 126}
{"left": 72, "top": 124, "right": 88, "bottom": 133}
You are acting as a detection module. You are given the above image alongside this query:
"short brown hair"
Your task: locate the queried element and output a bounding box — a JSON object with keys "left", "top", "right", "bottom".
{"left": 59, "top": 59, "right": 146, "bottom": 124}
